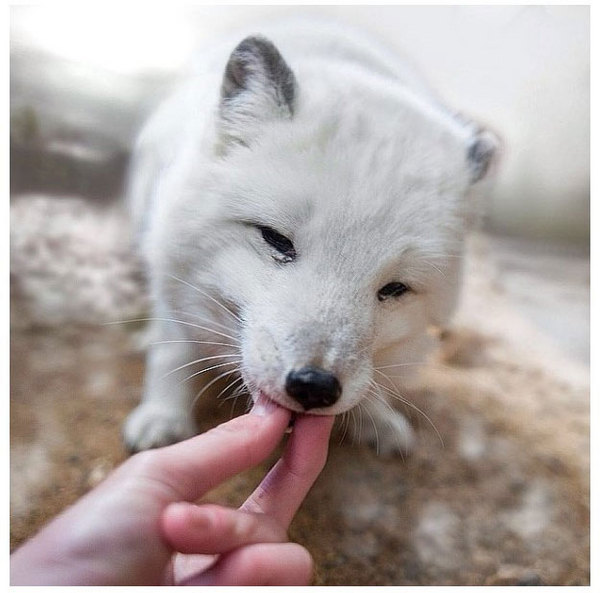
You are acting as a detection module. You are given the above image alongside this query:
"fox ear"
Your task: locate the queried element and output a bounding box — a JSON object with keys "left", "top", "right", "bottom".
{"left": 219, "top": 35, "right": 296, "bottom": 147}
{"left": 467, "top": 129, "right": 498, "bottom": 183}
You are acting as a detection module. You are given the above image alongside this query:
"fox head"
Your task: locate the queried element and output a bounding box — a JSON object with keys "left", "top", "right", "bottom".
{"left": 152, "top": 35, "right": 497, "bottom": 415}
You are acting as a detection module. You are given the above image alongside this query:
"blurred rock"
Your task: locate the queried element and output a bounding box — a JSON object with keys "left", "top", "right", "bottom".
{"left": 485, "top": 564, "right": 542, "bottom": 586}
{"left": 10, "top": 194, "right": 148, "bottom": 328}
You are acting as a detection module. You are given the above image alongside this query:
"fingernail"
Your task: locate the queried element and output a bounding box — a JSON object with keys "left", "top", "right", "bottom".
{"left": 250, "top": 394, "right": 280, "bottom": 416}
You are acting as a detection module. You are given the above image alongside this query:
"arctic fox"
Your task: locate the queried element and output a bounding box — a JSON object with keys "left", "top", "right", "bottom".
{"left": 124, "top": 20, "right": 496, "bottom": 454}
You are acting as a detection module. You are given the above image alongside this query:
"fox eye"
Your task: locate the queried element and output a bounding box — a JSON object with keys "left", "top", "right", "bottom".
{"left": 377, "top": 282, "right": 411, "bottom": 301}
{"left": 258, "top": 226, "right": 296, "bottom": 262}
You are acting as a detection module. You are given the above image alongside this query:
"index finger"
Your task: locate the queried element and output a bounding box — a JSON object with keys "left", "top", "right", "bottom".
{"left": 145, "top": 400, "right": 291, "bottom": 502}
{"left": 240, "top": 413, "right": 335, "bottom": 529}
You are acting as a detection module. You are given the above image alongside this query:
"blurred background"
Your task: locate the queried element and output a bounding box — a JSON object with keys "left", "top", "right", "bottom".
{"left": 10, "top": 4, "right": 589, "bottom": 241}
{"left": 10, "top": 5, "right": 590, "bottom": 586}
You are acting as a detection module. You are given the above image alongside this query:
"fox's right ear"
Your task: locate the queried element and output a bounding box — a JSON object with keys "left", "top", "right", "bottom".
{"left": 218, "top": 35, "right": 296, "bottom": 149}
{"left": 467, "top": 129, "right": 498, "bottom": 184}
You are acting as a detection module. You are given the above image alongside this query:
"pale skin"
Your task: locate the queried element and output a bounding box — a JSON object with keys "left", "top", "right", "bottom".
{"left": 10, "top": 397, "right": 335, "bottom": 586}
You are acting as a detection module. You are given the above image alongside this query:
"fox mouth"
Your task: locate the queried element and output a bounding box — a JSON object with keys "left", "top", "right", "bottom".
{"left": 256, "top": 389, "right": 305, "bottom": 414}
{"left": 255, "top": 389, "right": 340, "bottom": 416}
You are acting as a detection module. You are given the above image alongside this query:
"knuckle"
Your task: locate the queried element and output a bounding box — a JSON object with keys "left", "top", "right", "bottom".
{"left": 233, "top": 510, "right": 287, "bottom": 545}
{"left": 209, "top": 505, "right": 238, "bottom": 537}
{"left": 126, "top": 448, "right": 165, "bottom": 476}
{"left": 235, "top": 511, "right": 266, "bottom": 543}
{"left": 235, "top": 514, "right": 258, "bottom": 542}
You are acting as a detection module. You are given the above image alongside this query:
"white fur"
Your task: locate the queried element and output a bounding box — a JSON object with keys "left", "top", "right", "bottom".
{"left": 124, "top": 20, "right": 493, "bottom": 453}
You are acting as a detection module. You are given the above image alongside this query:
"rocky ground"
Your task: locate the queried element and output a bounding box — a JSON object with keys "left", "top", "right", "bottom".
{"left": 10, "top": 194, "right": 589, "bottom": 585}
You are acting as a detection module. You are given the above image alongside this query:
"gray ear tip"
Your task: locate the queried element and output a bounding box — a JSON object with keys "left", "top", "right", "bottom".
{"left": 222, "top": 36, "right": 275, "bottom": 98}
{"left": 221, "top": 33, "right": 296, "bottom": 114}
{"left": 468, "top": 130, "right": 499, "bottom": 183}
{"left": 234, "top": 34, "right": 278, "bottom": 55}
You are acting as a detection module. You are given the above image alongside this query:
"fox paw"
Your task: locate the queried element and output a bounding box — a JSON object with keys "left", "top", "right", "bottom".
{"left": 123, "top": 403, "right": 197, "bottom": 453}
{"left": 354, "top": 408, "right": 415, "bottom": 457}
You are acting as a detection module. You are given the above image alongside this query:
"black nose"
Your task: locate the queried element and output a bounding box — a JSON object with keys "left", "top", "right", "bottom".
{"left": 285, "top": 366, "right": 341, "bottom": 410}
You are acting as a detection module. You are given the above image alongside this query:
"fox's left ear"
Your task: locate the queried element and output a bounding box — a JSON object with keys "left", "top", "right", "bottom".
{"left": 466, "top": 129, "right": 498, "bottom": 183}
{"left": 218, "top": 35, "right": 296, "bottom": 148}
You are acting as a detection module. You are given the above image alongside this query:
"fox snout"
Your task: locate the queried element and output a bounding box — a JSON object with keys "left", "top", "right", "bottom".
{"left": 285, "top": 366, "right": 342, "bottom": 410}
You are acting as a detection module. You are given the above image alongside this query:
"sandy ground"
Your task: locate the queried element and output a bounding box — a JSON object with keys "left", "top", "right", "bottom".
{"left": 10, "top": 195, "right": 589, "bottom": 585}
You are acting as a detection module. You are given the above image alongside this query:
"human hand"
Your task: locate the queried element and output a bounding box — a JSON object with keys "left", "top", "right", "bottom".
{"left": 10, "top": 398, "right": 335, "bottom": 585}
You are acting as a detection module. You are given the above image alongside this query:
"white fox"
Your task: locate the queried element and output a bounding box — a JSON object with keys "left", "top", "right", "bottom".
{"left": 124, "top": 20, "right": 496, "bottom": 454}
